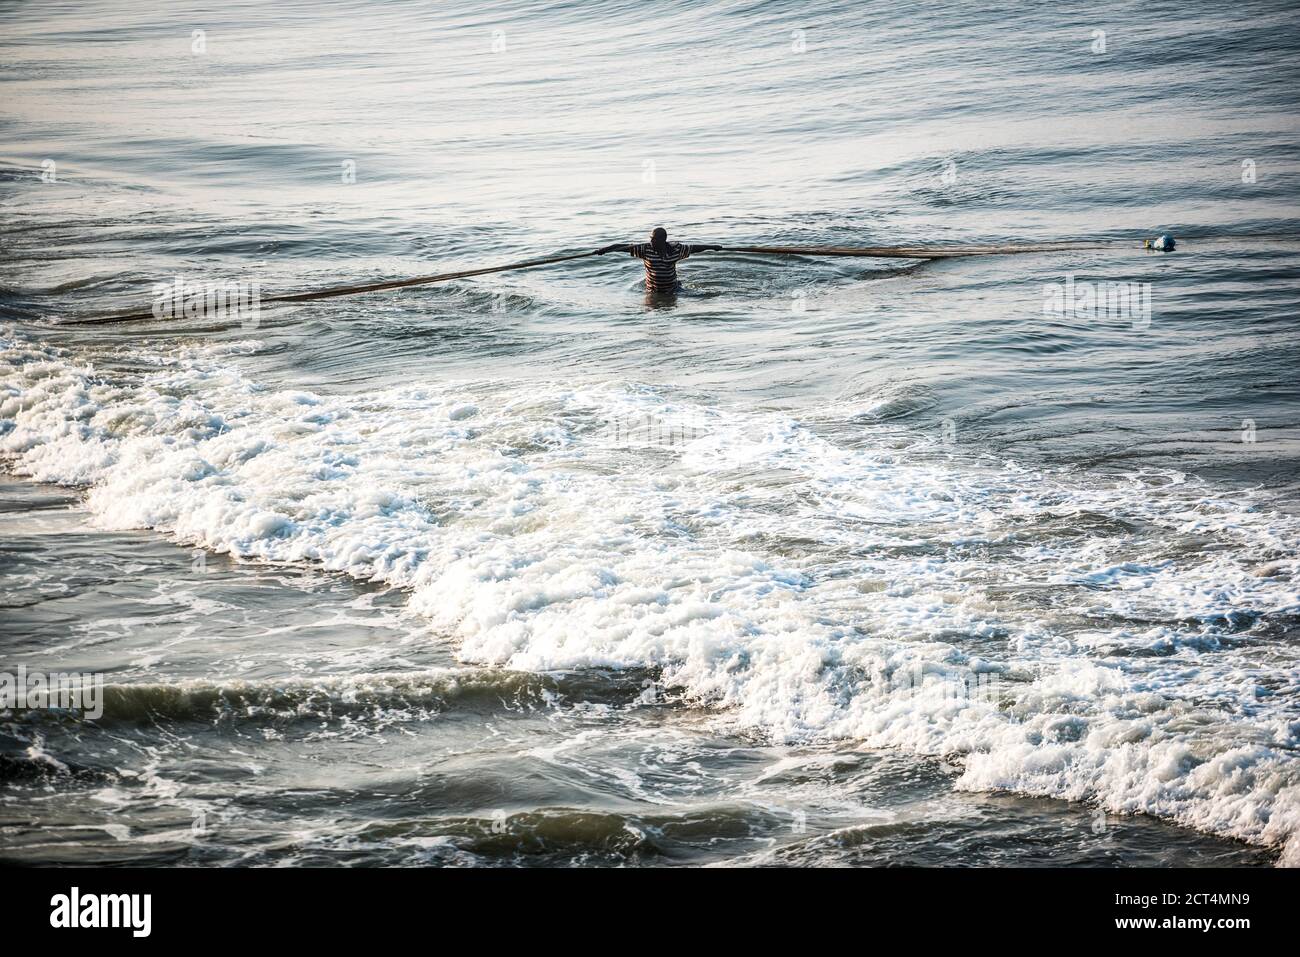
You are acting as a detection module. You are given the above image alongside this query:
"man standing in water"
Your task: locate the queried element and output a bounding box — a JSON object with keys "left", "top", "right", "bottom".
{"left": 597, "top": 227, "right": 722, "bottom": 292}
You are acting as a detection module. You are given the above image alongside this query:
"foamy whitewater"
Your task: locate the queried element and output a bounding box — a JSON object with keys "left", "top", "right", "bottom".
{"left": 3, "top": 0, "right": 1299, "bottom": 866}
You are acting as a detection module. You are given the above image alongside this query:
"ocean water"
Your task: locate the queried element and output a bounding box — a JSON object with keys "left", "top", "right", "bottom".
{"left": 2, "top": 0, "right": 1299, "bottom": 867}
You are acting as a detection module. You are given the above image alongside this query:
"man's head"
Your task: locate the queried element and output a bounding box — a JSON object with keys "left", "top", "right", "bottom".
{"left": 650, "top": 226, "right": 668, "bottom": 250}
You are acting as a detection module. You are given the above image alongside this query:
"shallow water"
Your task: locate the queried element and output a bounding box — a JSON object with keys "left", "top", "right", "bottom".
{"left": 1, "top": 0, "right": 1299, "bottom": 866}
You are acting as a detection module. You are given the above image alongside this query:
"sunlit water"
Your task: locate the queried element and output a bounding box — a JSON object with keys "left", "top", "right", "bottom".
{"left": 2, "top": 0, "right": 1299, "bottom": 866}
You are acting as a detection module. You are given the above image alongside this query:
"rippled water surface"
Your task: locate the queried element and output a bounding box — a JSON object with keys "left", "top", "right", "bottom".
{"left": 2, "top": 0, "right": 1299, "bottom": 866}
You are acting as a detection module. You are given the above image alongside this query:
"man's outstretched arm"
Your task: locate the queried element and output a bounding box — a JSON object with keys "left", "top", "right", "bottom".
{"left": 595, "top": 243, "right": 633, "bottom": 254}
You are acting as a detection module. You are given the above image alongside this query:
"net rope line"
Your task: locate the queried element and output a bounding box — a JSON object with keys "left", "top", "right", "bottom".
{"left": 62, "top": 239, "right": 1157, "bottom": 326}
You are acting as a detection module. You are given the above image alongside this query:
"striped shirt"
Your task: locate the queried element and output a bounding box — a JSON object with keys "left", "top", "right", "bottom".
{"left": 630, "top": 241, "right": 691, "bottom": 291}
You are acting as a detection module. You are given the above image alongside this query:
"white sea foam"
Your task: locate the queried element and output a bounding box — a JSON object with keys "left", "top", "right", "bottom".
{"left": 3, "top": 329, "right": 1299, "bottom": 862}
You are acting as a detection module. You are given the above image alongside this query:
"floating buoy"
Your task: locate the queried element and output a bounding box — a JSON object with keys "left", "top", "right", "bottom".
{"left": 1145, "top": 234, "right": 1176, "bottom": 251}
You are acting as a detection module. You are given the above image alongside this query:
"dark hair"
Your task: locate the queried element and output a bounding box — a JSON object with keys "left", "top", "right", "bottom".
{"left": 650, "top": 226, "right": 669, "bottom": 256}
